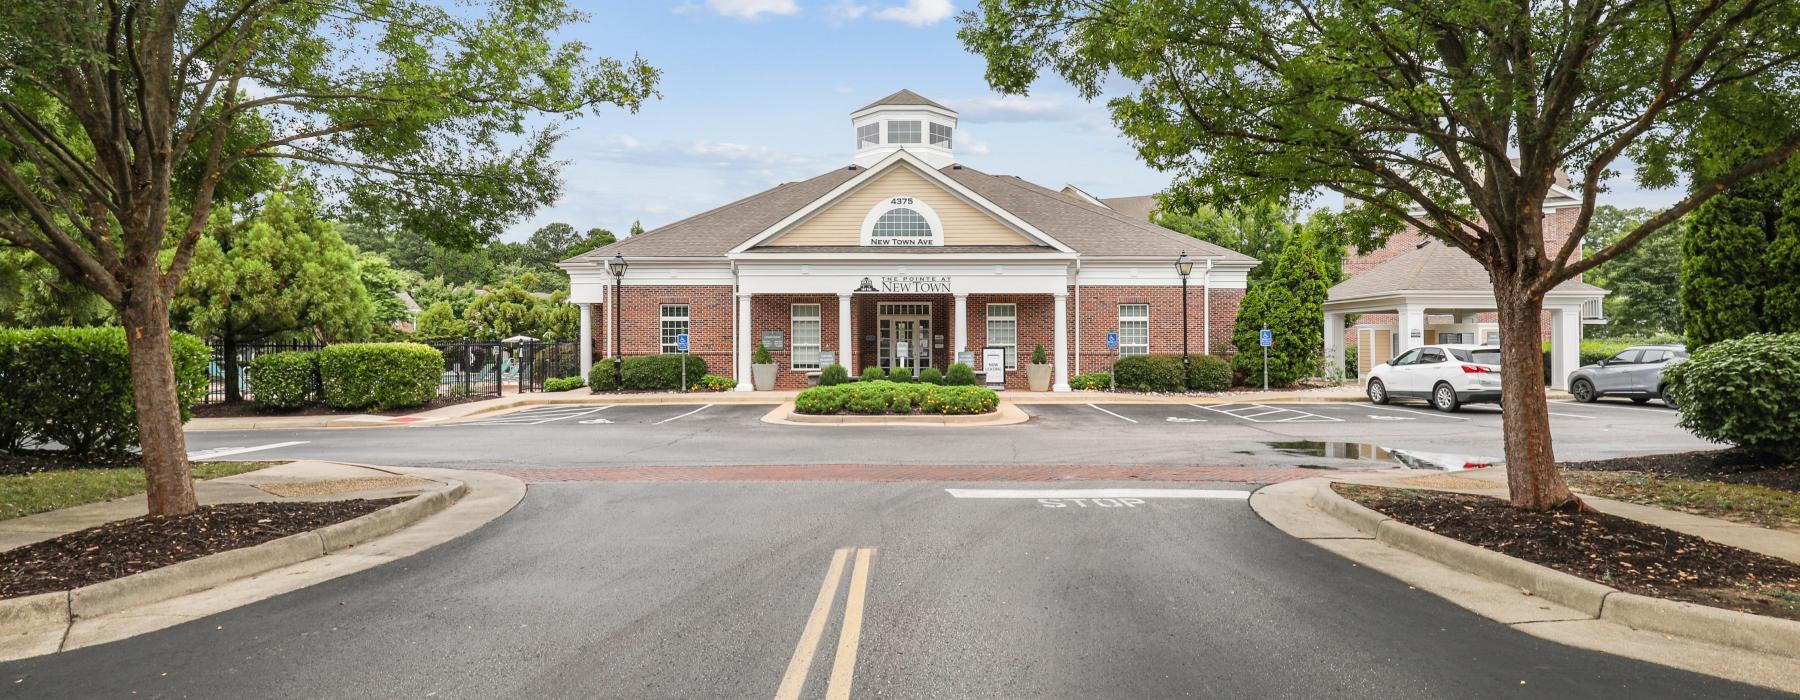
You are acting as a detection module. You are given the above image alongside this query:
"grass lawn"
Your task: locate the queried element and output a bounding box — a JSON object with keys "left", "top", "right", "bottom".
{"left": 0, "top": 461, "right": 275, "bottom": 522}
{"left": 1566, "top": 470, "right": 1800, "bottom": 530}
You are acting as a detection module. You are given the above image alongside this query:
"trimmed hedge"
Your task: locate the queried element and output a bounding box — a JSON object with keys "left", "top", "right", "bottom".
{"left": 889, "top": 368, "right": 914, "bottom": 383}
{"left": 918, "top": 367, "right": 943, "bottom": 385}
{"left": 543, "top": 376, "right": 586, "bottom": 392}
{"left": 1113, "top": 354, "right": 1188, "bottom": 393}
{"left": 794, "top": 381, "right": 1000, "bottom": 415}
{"left": 861, "top": 365, "right": 884, "bottom": 382}
{"left": 1186, "top": 354, "right": 1232, "bottom": 392}
{"left": 944, "top": 363, "right": 978, "bottom": 386}
{"left": 820, "top": 364, "right": 851, "bottom": 386}
{"left": 1069, "top": 371, "right": 1110, "bottom": 391}
{"left": 0, "top": 327, "right": 209, "bottom": 455}
{"left": 1664, "top": 333, "right": 1800, "bottom": 459}
{"left": 318, "top": 343, "right": 443, "bottom": 411}
{"left": 692, "top": 374, "right": 736, "bottom": 392}
{"left": 585, "top": 355, "right": 709, "bottom": 392}
{"left": 249, "top": 352, "right": 320, "bottom": 408}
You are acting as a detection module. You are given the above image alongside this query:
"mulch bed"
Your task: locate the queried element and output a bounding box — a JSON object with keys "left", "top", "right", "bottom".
{"left": 0, "top": 498, "right": 404, "bottom": 599}
{"left": 1334, "top": 483, "right": 1800, "bottom": 622}
{"left": 1564, "top": 449, "right": 1800, "bottom": 494}
{"left": 189, "top": 394, "right": 483, "bottom": 419}
{"left": 0, "top": 452, "right": 140, "bottom": 477}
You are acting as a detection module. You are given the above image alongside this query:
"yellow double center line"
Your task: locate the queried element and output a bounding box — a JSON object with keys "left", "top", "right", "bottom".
{"left": 775, "top": 546, "right": 877, "bottom": 700}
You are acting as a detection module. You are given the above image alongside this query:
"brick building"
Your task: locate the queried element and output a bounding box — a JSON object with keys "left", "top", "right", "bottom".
{"left": 559, "top": 90, "right": 1257, "bottom": 391}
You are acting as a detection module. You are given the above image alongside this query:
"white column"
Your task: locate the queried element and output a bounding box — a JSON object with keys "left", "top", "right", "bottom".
{"left": 837, "top": 292, "right": 854, "bottom": 371}
{"left": 735, "top": 293, "right": 754, "bottom": 391}
{"left": 1396, "top": 303, "right": 1426, "bottom": 353}
{"left": 1052, "top": 292, "right": 1071, "bottom": 392}
{"left": 953, "top": 293, "right": 969, "bottom": 357}
{"left": 578, "top": 303, "right": 593, "bottom": 382}
{"left": 1323, "top": 311, "right": 1345, "bottom": 379}
{"left": 1550, "top": 305, "right": 1580, "bottom": 390}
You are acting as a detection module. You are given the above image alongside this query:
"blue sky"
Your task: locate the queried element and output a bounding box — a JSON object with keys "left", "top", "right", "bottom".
{"left": 506, "top": 1, "right": 1680, "bottom": 240}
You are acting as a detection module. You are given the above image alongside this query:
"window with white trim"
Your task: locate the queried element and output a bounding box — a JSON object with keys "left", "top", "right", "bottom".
{"left": 872, "top": 208, "right": 932, "bottom": 238}
{"left": 887, "top": 120, "right": 921, "bottom": 144}
{"left": 660, "top": 304, "right": 689, "bottom": 354}
{"left": 929, "top": 123, "right": 952, "bottom": 147}
{"left": 1119, "top": 304, "right": 1150, "bottom": 357}
{"left": 791, "top": 304, "right": 822, "bottom": 370}
{"left": 856, "top": 123, "right": 879, "bottom": 149}
{"left": 986, "top": 303, "right": 1017, "bottom": 369}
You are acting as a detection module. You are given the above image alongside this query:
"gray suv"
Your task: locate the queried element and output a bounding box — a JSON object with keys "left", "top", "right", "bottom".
{"left": 1567, "top": 344, "right": 1688, "bottom": 407}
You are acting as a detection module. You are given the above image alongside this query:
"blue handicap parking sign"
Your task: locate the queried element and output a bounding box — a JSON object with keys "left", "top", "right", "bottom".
{"left": 676, "top": 333, "right": 689, "bottom": 352}
{"left": 1105, "top": 332, "right": 1119, "bottom": 349}
{"left": 1259, "top": 329, "right": 1273, "bottom": 347}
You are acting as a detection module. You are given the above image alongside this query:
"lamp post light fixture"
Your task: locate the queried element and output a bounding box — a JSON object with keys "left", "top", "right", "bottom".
{"left": 1175, "top": 252, "right": 1194, "bottom": 372}
{"left": 607, "top": 254, "right": 628, "bottom": 388}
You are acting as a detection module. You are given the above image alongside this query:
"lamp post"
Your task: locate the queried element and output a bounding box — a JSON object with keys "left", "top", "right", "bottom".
{"left": 1175, "top": 252, "right": 1194, "bottom": 372}
{"left": 608, "top": 254, "right": 628, "bottom": 388}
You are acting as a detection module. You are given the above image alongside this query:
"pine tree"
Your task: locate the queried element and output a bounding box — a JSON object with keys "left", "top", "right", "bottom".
{"left": 1232, "top": 230, "right": 1332, "bottom": 386}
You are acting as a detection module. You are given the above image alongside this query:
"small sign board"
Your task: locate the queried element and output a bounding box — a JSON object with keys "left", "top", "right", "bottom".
{"left": 819, "top": 350, "right": 836, "bottom": 367}
{"left": 982, "top": 347, "right": 1006, "bottom": 385}
{"left": 1259, "top": 329, "right": 1273, "bottom": 347}
{"left": 1105, "top": 332, "right": 1119, "bottom": 350}
{"left": 675, "top": 333, "right": 689, "bottom": 352}
{"left": 761, "top": 330, "right": 785, "bottom": 350}
{"left": 896, "top": 341, "right": 910, "bottom": 359}
{"left": 957, "top": 351, "right": 976, "bottom": 367}
{"left": 1409, "top": 329, "right": 1423, "bottom": 339}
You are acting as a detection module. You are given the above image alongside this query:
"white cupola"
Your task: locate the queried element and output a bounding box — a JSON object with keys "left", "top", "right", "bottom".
{"left": 851, "top": 89, "right": 958, "bottom": 169}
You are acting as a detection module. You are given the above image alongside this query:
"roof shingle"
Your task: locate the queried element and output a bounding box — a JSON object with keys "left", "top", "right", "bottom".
{"left": 857, "top": 89, "right": 949, "bottom": 112}
{"left": 1328, "top": 241, "right": 1603, "bottom": 300}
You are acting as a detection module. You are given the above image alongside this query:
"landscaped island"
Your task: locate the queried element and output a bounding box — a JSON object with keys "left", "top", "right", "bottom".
{"left": 794, "top": 380, "right": 999, "bottom": 416}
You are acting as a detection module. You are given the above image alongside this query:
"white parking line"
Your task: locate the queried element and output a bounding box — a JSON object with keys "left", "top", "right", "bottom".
{"left": 1361, "top": 404, "right": 1470, "bottom": 421}
{"left": 188, "top": 441, "right": 308, "bottom": 461}
{"left": 1087, "top": 404, "right": 1139, "bottom": 424}
{"left": 1191, "top": 403, "right": 1342, "bottom": 423}
{"left": 946, "top": 488, "right": 1249, "bottom": 500}
{"left": 1555, "top": 400, "right": 1674, "bottom": 413}
{"left": 468, "top": 406, "right": 609, "bottom": 426}
{"left": 654, "top": 404, "right": 712, "bottom": 425}
{"left": 1546, "top": 410, "right": 1597, "bottom": 419}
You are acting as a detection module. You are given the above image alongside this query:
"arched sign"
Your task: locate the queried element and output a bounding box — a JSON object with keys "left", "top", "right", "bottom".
{"left": 860, "top": 196, "right": 944, "bottom": 247}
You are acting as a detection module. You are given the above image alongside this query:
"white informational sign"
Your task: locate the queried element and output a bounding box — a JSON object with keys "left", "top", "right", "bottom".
{"left": 982, "top": 347, "right": 1006, "bottom": 384}
{"left": 819, "top": 351, "right": 836, "bottom": 368}
{"left": 896, "top": 341, "right": 910, "bottom": 360}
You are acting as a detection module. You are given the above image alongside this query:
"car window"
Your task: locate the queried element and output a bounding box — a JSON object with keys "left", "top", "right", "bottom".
{"left": 1391, "top": 349, "right": 1420, "bottom": 366}
{"left": 1640, "top": 350, "right": 1670, "bottom": 363}
{"left": 1607, "top": 349, "right": 1641, "bottom": 365}
{"left": 1468, "top": 349, "right": 1502, "bottom": 365}
{"left": 1418, "top": 348, "right": 1447, "bottom": 364}
{"left": 1448, "top": 348, "right": 1473, "bottom": 362}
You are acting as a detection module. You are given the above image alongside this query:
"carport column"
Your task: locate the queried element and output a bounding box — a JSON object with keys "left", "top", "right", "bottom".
{"left": 837, "top": 292, "right": 854, "bottom": 371}
{"left": 1052, "top": 292, "right": 1071, "bottom": 392}
{"left": 735, "top": 292, "right": 754, "bottom": 392}
{"left": 1322, "top": 311, "right": 1345, "bottom": 378}
{"left": 1396, "top": 304, "right": 1426, "bottom": 353}
{"left": 953, "top": 293, "right": 969, "bottom": 355}
{"left": 1549, "top": 305, "right": 1580, "bottom": 390}
{"left": 578, "top": 303, "right": 593, "bottom": 380}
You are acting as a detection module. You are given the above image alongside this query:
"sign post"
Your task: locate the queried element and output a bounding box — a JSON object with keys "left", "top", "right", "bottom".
{"left": 1258, "top": 327, "right": 1272, "bottom": 390}
{"left": 1105, "top": 332, "right": 1119, "bottom": 391}
{"left": 676, "top": 333, "right": 690, "bottom": 392}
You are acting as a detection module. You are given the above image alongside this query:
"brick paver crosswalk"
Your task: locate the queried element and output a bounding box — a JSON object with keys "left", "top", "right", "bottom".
{"left": 487, "top": 464, "right": 1327, "bottom": 485}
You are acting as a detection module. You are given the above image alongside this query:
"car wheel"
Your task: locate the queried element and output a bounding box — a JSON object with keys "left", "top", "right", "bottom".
{"left": 1660, "top": 386, "right": 1679, "bottom": 410}
{"left": 1571, "top": 379, "right": 1597, "bottom": 403}
{"left": 1367, "top": 379, "right": 1390, "bottom": 405}
{"left": 1631, "top": 396, "right": 1650, "bottom": 404}
{"left": 1432, "top": 382, "right": 1461, "bottom": 412}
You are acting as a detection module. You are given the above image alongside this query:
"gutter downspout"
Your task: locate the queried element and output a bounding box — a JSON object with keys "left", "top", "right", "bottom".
{"left": 1202, "top": 259, "right": 1214, "bottom": 355}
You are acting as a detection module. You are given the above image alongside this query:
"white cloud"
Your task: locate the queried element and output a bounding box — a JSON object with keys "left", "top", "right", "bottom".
{"left": 700, "top": 0, "right": 798, "bottom": 19}
{"left": 828, "top": 0, "right": 869, "bottom": 20}
{"left": 956, "top": 129, "right": 992, "bottom": 157}
{"left": 874, "top": 0, "right": 955, "bottom": 26}
{"left": 590, "top": 134, "right": 831, "bottom": 173}
{"left": 950, "top": 93, "right": 1096, "bottom": 123}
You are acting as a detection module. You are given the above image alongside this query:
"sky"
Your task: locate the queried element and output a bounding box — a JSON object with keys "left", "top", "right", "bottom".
{"left": 503, "top": 0, "right": 1683, "bottom": 241}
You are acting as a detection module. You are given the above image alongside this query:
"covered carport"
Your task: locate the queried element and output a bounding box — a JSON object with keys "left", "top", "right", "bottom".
{"left": 1322, "top": 242, "right": 1606, "bottom": 390}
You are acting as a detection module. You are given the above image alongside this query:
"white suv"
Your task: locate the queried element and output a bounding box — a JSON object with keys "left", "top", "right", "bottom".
{"left": 1365, "top": 344, "right": 1503, "bottom": 412}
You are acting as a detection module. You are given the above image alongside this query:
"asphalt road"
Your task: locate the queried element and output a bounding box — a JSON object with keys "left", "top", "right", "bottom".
{"left": 3, "top": 482, "right": 1780, "bottom": 698}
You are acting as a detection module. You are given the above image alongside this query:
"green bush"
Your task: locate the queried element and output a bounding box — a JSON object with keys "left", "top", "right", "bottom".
{"left": 1664, "top": 333, "right": 1800, "bottom": 459}
{"left": 793, "top": 381, "right": 999, "bottom": 415}
{"left": 918, "top": 367, "right": 943, "bottom": 385}
{"left": 1344, "top": 346, "right": 1359, "bottom": 379}
{"left": 888, "top": 368, "right": 914, "bottom": 383}
{"left": 1113, "top": 354, "right": 1188, "bottom": 393}
{"left": 819, "top": 364, "right": 851, "bottom": 386}
{"left": 585, "top": 356, "right": 711, "bottom": 392}
{"left": 1578, "top": 335, "right": 1684, "bottom": 366}
{"left": 944, "top": 363, "right": 978, "bottom": 386}
{"left": 1029, "top": 344, "right": 1048, "bottom": 365}
{"left": 692, "top": 374, "right": 736, "bottom": 392}
{"left": 1186, "top": 354, "right": 1232, "bottom": 392}
{"left": 587, "top": 361, "right": 619, "bottom": 392}
{"left": 861, "top": 365, "right": 884, "bottom": 382}
{"left": 542, "top": 376, "right": 585, "bottom": 392}
{"left": 753, "top": 344, "right": 773, "bottom": 364}
{"left": 1069, "top": 371, "right": 1111, "bottom": 391}
{"left": 0, "top": 327, "right": 208, "bottom": 455}
{"left": 249, "top": 352, "right": 320, "bottom": 408}
{"left": 318, "top": 343, "right": 443, "bottom": 411}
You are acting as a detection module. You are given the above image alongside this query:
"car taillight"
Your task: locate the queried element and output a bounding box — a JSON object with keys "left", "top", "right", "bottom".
{"left": 1461, "top": 364, "right": 1492, "bottom": 373}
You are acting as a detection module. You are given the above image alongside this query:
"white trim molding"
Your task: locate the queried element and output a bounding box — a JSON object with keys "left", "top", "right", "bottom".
{"left": 860, "top": 195, "right": 945, "bottom": 247}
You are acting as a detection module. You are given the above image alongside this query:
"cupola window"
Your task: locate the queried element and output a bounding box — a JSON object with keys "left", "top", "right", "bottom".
{"left": 929, "top": 123, "right": 952, "bottom": 148}
{"left": 856, "top": 123, "right": 880, "bottom": 149}
{"left": 887, "top": 120, "right": 921, "bottom": 144}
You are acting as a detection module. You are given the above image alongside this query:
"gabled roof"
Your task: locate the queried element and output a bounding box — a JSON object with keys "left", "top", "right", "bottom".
{"left": 857, "top": 89, "right": 949, "bottom": 112}
{"left": 1097, "top": 195, "right": 1158, "bottom": 223}
{"left": 1327, "top": 241, "right": 1603, "bottom": 301}
{"left": 563, "top": 167, "right": 861, "bottom": 261}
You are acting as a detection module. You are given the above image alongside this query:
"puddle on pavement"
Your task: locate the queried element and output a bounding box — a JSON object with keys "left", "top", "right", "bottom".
{"left": 1265, "top": 441, "right": 1502, "bottom": 471}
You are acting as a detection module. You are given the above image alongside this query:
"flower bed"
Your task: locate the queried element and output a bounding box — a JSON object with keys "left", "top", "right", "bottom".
{"left": 794, "top": 381, "right": 999, "bottom": 415}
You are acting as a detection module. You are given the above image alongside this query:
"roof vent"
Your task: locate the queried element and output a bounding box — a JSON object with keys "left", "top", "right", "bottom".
{"left": 951, "top": 164, "right": 962, "bottom": 170}
{"left": 847, "top": 165, "right": 859, "bottom": 171}
{"left": 1415, "top": 240, "right": 1432, "bottom": 249}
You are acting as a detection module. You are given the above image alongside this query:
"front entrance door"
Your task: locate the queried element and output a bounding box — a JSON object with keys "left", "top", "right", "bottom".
{"left": 877, "top": 303, "right": 932, "bottom": 377}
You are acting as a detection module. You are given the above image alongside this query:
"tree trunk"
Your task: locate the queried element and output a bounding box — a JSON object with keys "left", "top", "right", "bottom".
{"left": 121, "top": 288, "right": 198, "bottom": 517}
{"left": 1493, "top": 279, "right": 1579, "bottom": 510}
{"left": 223, "top": 334, "right": 241, "bottom": 403}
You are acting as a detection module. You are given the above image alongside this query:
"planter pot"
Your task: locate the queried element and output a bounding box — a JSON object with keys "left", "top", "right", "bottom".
{"left": 1027, "top": 363, "right": 1053, "bottom": 392}
{"left": 752, "top": 363, "right": 778, "bottom": 391}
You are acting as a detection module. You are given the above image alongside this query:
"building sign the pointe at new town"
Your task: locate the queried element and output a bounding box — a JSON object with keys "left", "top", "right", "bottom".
{"left": 878, "top": 275, "right": 952, "bottom": 294}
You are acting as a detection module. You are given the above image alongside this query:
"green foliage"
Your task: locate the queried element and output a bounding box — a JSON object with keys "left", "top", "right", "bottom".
{"left": 1344, "top": 347, "right": 1359, "bottom": 379}
{"left": 542, "top": 376, "right": 586, "bottom": 392}
{"left": 692, "top": 374, "right": 736, "bottom": 392}
{"left": 1112, "top": 355, "right": 1188, "bottom": 393}
{"left": 1231, "top": 231, "right": 1333, "bottom": 386}
{"left": 1186, "top": 354, "right": 1232, "bottom": 392}
{"left": 888, "top": 368, "right": 914, "bottom": 383}
{"left": 1682, "top": 101, "right": 1800, "bottom": 349}
{"left": 317, "top": 343, "right": 443, "bottom": 411}
{"left": 794, "top": 382, "right": 999, "bottom": 415}
{"left": 0, "top": 328, "right": 207, "bottom": 454}
{"left": 753, "top": 344, "right": 774, "bottom": 365}
{"left": 1069, "top": 372, "right": 1111, "bottom": 391}
{"left": 357, "top": 252, "right": 416, "bottom": 335}
{"left": 1585, "top": 206, "right": 1684, "bottom": 336}
{"left": 248, "top": 352, "right": 320, "bottom": 409}
{"left": 1576, "top": 336, "right": 1685, "bottom": 367}
{"left": 820, "top": 364, "right": 851, "bottom": 386}
{"left": 414, "top": 302, "right": 470, "bottom": 341}
{"left": 860, "top": 366, "right": 883, "bottom": 381}
{"left": 586, "top": 355, "right": 708, "bottom": 392}
{"left": 944, "top": 363, "right": 978, "bottom": 386}
{"left": 0, "top": 249, "right": 113, "bottom": 328}
{"left": 1156, "top": 206, "right": 1348, "bottom": 287}
{"left": 463, "top": 284, "right": 543, "bottom": 340}
{"left": 1029, "top": 344, "right": 1048, "bottom": 365}
{"left": 917, "top": 367, "right": 943, "bottom": 385}
{"left": 1664, "top": 334, "right": 1800, "bottom": 459}
{"left": 588, "top": 362, "right": 619, "bottom": 392}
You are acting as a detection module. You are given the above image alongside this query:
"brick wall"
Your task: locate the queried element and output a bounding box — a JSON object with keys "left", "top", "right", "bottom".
{"left": 603, "top": 285, "right": 733, "bottom": 381}
{"left": 1070, "top": 285, "right": 1240, "bottom": 377}
{"left": 750, "top": 294, "right": 846, "bottom": 389}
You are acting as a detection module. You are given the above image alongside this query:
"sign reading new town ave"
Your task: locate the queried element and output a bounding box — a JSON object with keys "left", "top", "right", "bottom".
{"left": 879, "top": 275, "right": 952, "bottom": 293}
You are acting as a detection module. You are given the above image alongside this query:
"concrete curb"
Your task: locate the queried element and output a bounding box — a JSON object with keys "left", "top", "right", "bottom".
{"left": 763, "top": 401, "right": 1030, "bottom": 427}
{"left": 0, "top": 478, "right": 465, "bottom": 628}
{"left": 1312, "top": 481, "right": 1800, "bottom": 660}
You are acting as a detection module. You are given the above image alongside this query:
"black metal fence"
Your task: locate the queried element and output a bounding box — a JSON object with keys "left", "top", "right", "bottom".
{"left": 432, "top": 340, "right": 505, "bottom": 399}
{"left": 516, "top": 341, "right": 582, "bottom": 392}
{"left": 203, "top": 340, "right": 325, "bottom": 404}
{"left": 202, "top": 339, "right": 518, "bottom": 404}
